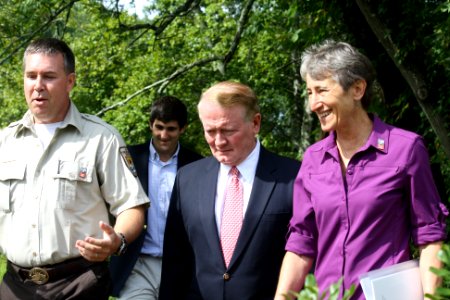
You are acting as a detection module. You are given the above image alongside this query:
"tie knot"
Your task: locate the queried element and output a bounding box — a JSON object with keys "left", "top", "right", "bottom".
{"left": 230, "top": 166, "right": 239, "bottom": 177}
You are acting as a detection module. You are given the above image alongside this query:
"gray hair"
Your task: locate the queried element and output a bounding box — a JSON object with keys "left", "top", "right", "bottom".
{"left": 300, "top": 40, "right": 376, "bottom": 110}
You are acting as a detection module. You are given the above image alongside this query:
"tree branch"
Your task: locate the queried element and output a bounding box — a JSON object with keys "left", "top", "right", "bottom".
{"left": 97, "top": 0, "right": 255, "bottom": 116}
{"left": 356, "top": 0, "right": 450, "bottom": 159}
{"left": 223, "top": 0, "right": 256, "bottom": 65}
{"left": 0, "top": 0, "right": 81, "bottom": 66}
{"left": 118, "top": 0, "right": 201, "bottom": 36}
{"left": 95, "top": 55, "right": 222, "bottom": 116}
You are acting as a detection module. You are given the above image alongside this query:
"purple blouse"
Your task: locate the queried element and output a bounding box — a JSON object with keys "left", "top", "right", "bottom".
{"left": 286, "top": 116, "right": 448, "bottom": 299}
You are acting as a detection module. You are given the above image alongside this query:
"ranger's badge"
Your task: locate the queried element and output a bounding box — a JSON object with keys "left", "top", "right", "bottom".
{"left": 119, "top": 147, "right": 138, "bottom": 177}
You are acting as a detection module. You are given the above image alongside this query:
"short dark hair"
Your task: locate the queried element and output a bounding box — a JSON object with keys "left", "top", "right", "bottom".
{"left": 24, "top": 38, "right": 75, "bottom": 74}
{"left": 150, "top": 96, "right": 188, "bottom": 128}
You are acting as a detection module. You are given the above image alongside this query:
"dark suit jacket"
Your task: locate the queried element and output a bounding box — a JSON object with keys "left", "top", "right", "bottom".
{"left": 109, "top": 141, "right": 203, "bottom": 297}
{"left": 159, "top": 146, "right": 300, "bottom": 300}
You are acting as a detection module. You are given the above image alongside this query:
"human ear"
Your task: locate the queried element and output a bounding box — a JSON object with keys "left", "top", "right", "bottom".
{"left": 66, "top": 73, "right": 76, "bottom": 92}
{"left": 252, "top": 113, "right": 261, "bottom": 134}
{"left": 352, "top": 79, "right": 367, "bottom": 101}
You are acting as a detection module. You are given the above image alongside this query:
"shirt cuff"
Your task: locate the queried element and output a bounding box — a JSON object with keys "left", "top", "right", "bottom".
{"left": 285, "top": 230, "right": 317, "bottom": 257}
{"left": 413, "top": 203, "right": 448, "bottom": 245}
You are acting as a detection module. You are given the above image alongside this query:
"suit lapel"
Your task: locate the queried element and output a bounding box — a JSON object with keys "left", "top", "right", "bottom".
{"left": 228, "top": 147, "right": 276, "bottom": 268}
{"left": 133, "top": 143, "right": 150, "bottom": 194}
{"left": 177, "top": 146, "right": 190, "bottom": 169}
{"left": 198, "top": 159, "right": 223, "bottom": 261}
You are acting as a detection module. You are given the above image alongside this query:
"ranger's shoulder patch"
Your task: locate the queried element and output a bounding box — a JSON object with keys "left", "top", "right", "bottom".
{"left": 119, "top": 147, "right": 137, "bottom": 177}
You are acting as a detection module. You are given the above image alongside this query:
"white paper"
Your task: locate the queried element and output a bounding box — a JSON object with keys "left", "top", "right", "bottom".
{"left": 360, "top": 276, "right": 374, "bottom": 300}
{"left": 359, "top": 260, "right": 423, "bottom": 300}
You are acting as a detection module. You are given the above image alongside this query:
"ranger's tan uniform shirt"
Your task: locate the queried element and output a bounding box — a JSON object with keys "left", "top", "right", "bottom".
{"left": 0, "top": 103, "right": 149, "bottom": 267}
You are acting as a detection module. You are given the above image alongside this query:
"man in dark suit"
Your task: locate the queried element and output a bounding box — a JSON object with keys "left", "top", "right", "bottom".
{"left": 159, "top": 81, "right": 301, "bottom": 300}
{"left": 109, "top": 96, "right": 202, "bottom": 299}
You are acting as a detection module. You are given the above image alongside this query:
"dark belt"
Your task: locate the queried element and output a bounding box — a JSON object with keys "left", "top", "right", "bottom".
{"left": 7, "top": 257, "right": 95, "bottom": 285}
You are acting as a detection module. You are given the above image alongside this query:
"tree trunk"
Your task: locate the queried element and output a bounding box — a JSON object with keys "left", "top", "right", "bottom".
{"left": 356, "top": 0, "right": 450, "bottom": 160}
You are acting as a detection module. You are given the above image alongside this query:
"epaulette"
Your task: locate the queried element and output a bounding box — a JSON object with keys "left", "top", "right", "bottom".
{"left": 80, "top": 113, "right": 105, "bottom": 125}
{"left": 79, "top": 113, "right": 121, "bottom": 136}
{"left": 7, "top": 120, "right": 22, "bottom": 128}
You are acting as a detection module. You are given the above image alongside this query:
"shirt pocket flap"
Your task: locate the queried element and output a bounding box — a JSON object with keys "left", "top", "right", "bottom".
{"left": 53, "top": 161, "right": 93, "bottom": 183}
{"left": 0, "top": 160, "right": 26, "bottom": 181}
{"left": 0, "top": 160, "right": 25, "bottom": 212}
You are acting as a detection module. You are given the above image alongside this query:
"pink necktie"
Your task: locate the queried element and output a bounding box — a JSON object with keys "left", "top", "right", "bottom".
{"left": 220, "top": 166, "right": 243, "bottom": 267}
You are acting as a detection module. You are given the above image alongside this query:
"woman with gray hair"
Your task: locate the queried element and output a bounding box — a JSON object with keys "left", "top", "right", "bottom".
{"left": 275, "top": 40, "right": 447, "bottom": 299}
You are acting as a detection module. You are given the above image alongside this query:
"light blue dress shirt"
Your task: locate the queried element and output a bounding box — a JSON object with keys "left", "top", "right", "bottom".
{"left": 141, "top": 141, "right": 179, "bottom": 257}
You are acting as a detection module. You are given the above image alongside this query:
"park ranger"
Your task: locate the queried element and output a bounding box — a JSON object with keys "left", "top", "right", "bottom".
{"left": 0, "top": 37, "right": 149, "bottom": 299}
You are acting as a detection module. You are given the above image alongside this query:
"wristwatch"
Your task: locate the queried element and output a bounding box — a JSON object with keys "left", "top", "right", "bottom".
{"left": 114, "top": 233, "right": 128, "bottom": 256}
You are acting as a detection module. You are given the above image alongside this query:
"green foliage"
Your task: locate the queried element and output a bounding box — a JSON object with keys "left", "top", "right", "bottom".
{"left": 0, "top": 1, "right": 448, "bottom": 290}
{"left": 0, "top": 255, "right": 5, "bottom": 281}
{"left": 0, "top": 0, "right": 448, "bottom": 194}
{"left": 287, "top": 274, "right": 355, "bottom": 300}
{"left": 426, "top": 244, "right": 450, "bottom": 300}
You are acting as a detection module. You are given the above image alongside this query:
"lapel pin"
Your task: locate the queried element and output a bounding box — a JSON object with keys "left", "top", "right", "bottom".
{"left": 377, "top": 138, "right": 385, "bottom": 150}
{"left": 79, "top": 167, "right": 87, "bottom": 179}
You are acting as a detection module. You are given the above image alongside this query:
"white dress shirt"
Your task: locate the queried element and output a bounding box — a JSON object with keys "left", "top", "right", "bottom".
{"left": 215, "top": 140, "right": 260, "bottom": 234}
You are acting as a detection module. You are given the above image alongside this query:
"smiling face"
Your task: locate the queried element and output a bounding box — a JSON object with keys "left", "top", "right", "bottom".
{"left": 198, "top": 100, "right": 261, "bottom": 166}
{"left": 306, "top": 74, "right": 365, "bottom": 133}
{"left": 150, "top": 119, "right": 185, "bottom": 162}
{"left": 24, "top": 53, "right": 75, "bottom": 124}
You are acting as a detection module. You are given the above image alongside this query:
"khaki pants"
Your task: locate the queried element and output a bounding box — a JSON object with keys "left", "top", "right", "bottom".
{"left": 118, "top": 255, "right": 162, "bottom": 300}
